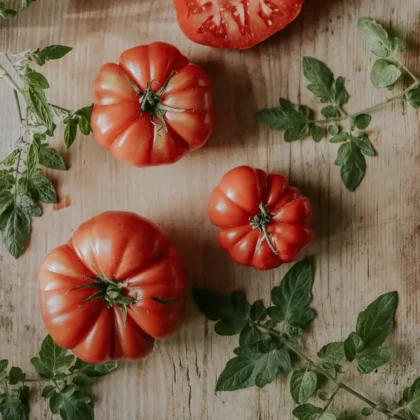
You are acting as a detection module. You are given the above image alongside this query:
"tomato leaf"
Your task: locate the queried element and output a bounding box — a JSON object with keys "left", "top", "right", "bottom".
{"left": 293, "top": 403, "right": 336, "bottom": 420}
{"left": 74, "top": 105, "right": 93, "bottom": 135}
{"left": 371, "top": 59, "right": 402, "bottom": 88}
{"left": 1, "top": 205, "right": 31, "bottom": 258}
{"left": 23, "top": 83, "right": 53, "bottom": 132}
{"left": 23, "top": 66, "right": 49, "bottom": 89}
{"left": 402, "top": 377, "right": 420, "bottom": 415}
{"left": 39, "top": 144, "right": 67, "bottom": 171}
{"left": 21, "top": 0, "right": 37, "bottom": 10}
{"left": 351, "top": 131, "right": 376, "bottom": 157}
{"left": 49, "top": 390, "right": 93, "bottom": 420}
{"left": 303, "top": 57, "right": 335, "bottom": 104}
{"left": 0, "top": 3, "right": 17, "bottom": 18}
{"left": 317, "top": 342, "right": 345, "bottom": 369}
{"left": 0, "top": 395, "right": 29, "bottom": 420}
{"left": 73, "top": 359, "right": 118, "bottom": 377}
{"left": 17, "top": 190, "right": 42, "bottom": 217}
{"left": 290, "top": 370, "right": 318, "bottom": 404}
{"left": 407, "top": 89, "right": 420, "bottom": 109}
{"left": 344, "top": 332, "right": 364, "bottom": 362}
{"left": 250, "top": 301, "right": 267, "bottom": 322}
{"left": 355, "top": 292, "right": 398, "bottom": 348}
{"left": 353, "top": 114, "right": 372, "bottom": 130}
{"left": 72, "top": 373, "right": 93, "bottom": 387}
{"left": 357, "top": 346, "right": 394, "bottom": 374}
{"left": 29, "top": 45, "right": 72, "bottom": 66}
{"left": 26, "top": 170, "right": 57, "bottom": 203}
{"left": 8, "top": 367, "right": 26, "bottom": 385}
{"left": 64, "top": 119, "right": 78, "bottom": 148}
{"left": 193, "top": 289, "right": 250, "bottom": 335}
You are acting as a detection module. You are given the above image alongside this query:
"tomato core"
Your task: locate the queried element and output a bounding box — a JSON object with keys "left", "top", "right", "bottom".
{"left": 250, "top": 203, "right": 279, "bottom": 255}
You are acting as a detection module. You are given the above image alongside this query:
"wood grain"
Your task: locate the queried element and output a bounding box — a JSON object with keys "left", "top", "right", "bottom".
{"left": 1, "top": 0, "right": 420, "bottom": 418}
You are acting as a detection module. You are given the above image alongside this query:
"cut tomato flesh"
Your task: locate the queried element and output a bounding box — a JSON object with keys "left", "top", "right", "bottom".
{"left": 174, "top": 0, "right": 304, "bottom": 49}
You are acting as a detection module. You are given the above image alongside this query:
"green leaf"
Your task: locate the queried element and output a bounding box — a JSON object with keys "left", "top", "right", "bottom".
{"left": 329, "top": 133, "right": 349, "bottom": 143}
{"left": 8, "top": 367, "right": 26, "bottom": 385}
{"left": 39, "top": 144, "right": 67, "bottom": 170}
{"left": 42, "top": 385, "right": 56, "bottom": 398}
{"left": 75, "top": 106, "right": 93, "bottom": 135}
{"left": 1, "top": 206, "right": 30, "bottom": 258}
{"left": 293, "top": 403, "right": 336, "bottom": 420}
{"left": 239, "top": 326, "right": 267, "bottom": 348}
{"left": 407, "top": 89, "right": 420, "bottom": 109}
{"left": 357, "top": 347, "right": 393, "bottom": 374}
{"left": 303, "top": 57, "right": 335, "bottom": 103}
{"left": 334, "top": 76, "right": 349, "bottom": 105}
{"left": 255, "top": 99, "right": 311, "bottom": 142}
{"left": 356, "top": 292, "right": 398, "bottom": 348}
{"left": 27, "top": 170, "right": 57, "bottom": 203}
{"left": 21, "top": 0, "right": 37, "bottom": 10}
{"left": 0, "top": 192, "right": 14, "bottom": 218}
{"left": 344, "top": 332, "right": 364, "bottom": 362}
{"left": 216, "top": 347, "right": 291, "bottom": 391}
{"left": 328, "top": 124, "right": 340, "bottom": 136}
{"left": 361, "top": 407, "right": 374, "bottom": 416}
{"left": 376, "top": 403, "right": 389, "bottom": 412}
{"left": 269, "top": 259, "right": 314, "bottom": 329}
{"left": 371, "top": 59, "right": 401, "bottom": 88}
{"left": 335, "top": 142, "right": 367, "bottom": 191}
{"left": 29, "top": 45, "right": 73, "bottom": 66}
{"left": 317, "top": 390, "right": 329, "bottom": 401}
{"left": 402, "top": 377, "right": 420, "bottom": 415}
{"left": 72, "top": 373, "right": 93, "bottom": 387}
{"left": 73, "top": 359, "right": 118, "bottom": 377}
{"left": 353, "top": 114, "right": 372, "bottom": 130}
{"left": 358, "top": 18, "right": 405, "bottom": 58}
{"left": 351, "top": 131, "right": 376, "bottom": 157}
{"left": 0, "top": 360, "right": 8, "bottom": 373}
{"left": 311, "top": 125, "right": 324, "bottom": 142}
{"left": 27, "top": 136, "right": 41, "bottom": 175}
{"left": 290, "top": 370, "right": 318, "bottom": 404}
{"left": 0, "top": 395, "right": 29, "bottom": 420}
{"left": 250, "top": 301, "right": 267, "bottom": 322}
{"left": 317, "top": 342, "right": 345, "bottom": 368}
{"left": 321, "top": 105, "right": 340, "bottom": 118}
{"left": 0, "top": 149, "right": 19, "bottom": 167}
{"left": 23, "top": 66, "right": 49, "bottom": 89}
{"left": 17, "top": 191, "right": 42, "bottom": 217}
{"left": 0, "top": 3, "right": 17, "bottom": 18}
{"left": 65, "top": 119, "right": 78, "bottom": 148}
{"left": 49, "top": 390, "right": 93, "bottom": 420}
{"left": 23, "top": 83, "right": 53, "bottom": 132}
{"left": 193, "top": 289, "right": 250, "bottom": 336}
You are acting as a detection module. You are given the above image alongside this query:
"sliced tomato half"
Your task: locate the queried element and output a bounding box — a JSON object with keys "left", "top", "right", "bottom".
{"left": 173, "top": 0, "right": 305, "bottom": 49}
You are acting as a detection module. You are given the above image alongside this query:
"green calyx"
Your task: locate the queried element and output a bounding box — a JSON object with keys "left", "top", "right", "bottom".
{"left": 250, "top": 203, "right": 279, "bottom": 255}
{"left": 72, "top": 273, "right": 136, "bottom": 325}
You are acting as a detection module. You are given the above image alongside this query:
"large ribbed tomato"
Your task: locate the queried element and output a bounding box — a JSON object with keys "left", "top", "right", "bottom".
{"left": 91, "top": 42, "right": 214, "bottom": 167}
{"left": 39, "top": 211, "right": 187, "bottom": 364}
{"left": 208, "top": 166, "right": 314, "bottom": 270}
{"left": 173, "top": 0, "right": 305, "bottom": 49}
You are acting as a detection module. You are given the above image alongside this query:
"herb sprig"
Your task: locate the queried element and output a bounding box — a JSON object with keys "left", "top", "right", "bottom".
{"left": 0, "top": 0, "right": 36, "bottom": 19}
{"left": 256, "top": 18, "right": 420, "bottom": 191}
{"left": 194, "top": 259, "right": 419, "bottom": 419}
{"left": 0, "top": 46, "right": 93, "bottom": 258}
{"left": 0, "top": 335, "right": 117, "bottom": 420}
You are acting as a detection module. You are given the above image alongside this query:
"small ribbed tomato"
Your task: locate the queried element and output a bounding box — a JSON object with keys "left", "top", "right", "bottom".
{"left": 39, "top": 211, "right": 187, "bottom": 364}
{"left": 173, "top": 0, "right": 305, "bottom": 50}
{"left": 91, "top": 42, "right": 214, "bottom": 167}
{"left": 208, "top": 166, "right": 314, "bottom": 270}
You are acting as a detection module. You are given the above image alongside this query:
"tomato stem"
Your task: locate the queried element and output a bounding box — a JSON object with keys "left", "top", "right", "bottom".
{"left": 250, "top": 203, "right": 279, "bottom": 256}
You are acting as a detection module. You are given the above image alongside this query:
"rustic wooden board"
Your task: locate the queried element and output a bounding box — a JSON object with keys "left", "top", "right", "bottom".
{"left": 1, "top": 0, "right": 420, "bottom": 419}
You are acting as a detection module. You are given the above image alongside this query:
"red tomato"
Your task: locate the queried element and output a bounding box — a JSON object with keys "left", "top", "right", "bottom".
{"left": 91, "top": 42, "right": 214, "bottom": 167}
{"left": 173, "top": 0, "right": 304, "bottom": 49}
{"left": 39, "top": 211, "right": 187, "bottom": 364}
{"left": 208, "top": 166, "right": 314, "bottom": 270}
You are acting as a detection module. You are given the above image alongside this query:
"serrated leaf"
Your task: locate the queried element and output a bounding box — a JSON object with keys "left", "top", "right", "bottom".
{"left": 50, "top": 390, "right": 93, "bottom": 420}
{"left": 321, "top": 105, "right": 341, "bottom": 118}
{"left": 351, "top": 131, "right": 376, "bottom": 157}
{"left": 73, "top": 359, "right": 118, "bottom": 377}
{"left": 318, "top": 342, "right": 345, "bottom": 367}
{"left": 239, "top": 326, "right": 267, "bottom": 348}
{"left": 42, "top": 385, "right": 56, "bottom": 398}
{"left": 27, "top": 136, "right": 40, "bottom": 175}
{"left": 335, "top": 141, "right": 367, "bottom": 191}
{"left": 29, "top": 45, "right": 72, "bottom": 66}
{"left": 303, "top": 57, "right": 335, "bottom": 103}
{"left": 344, "top": 332, "right": 364, "bottom": 362}
{"left": 23, "top": 83, "right": 53, "bottom": 132}
{"left": 75, "top": 106, "right": 93, "bottom": 136}
{"left": 0, "top": 360, "right": 8, "bottom": 373}
{"left": 250, "top": 301, "right": 267, "bottom": 322}
{"left": 403, "top": 377, "right": 420, "bottom": 415}
{"left": 358, "top": 18, "right": 405, "bottom": 57}
{"left": 334, "top": 76, "right": 349, "bottom": 105}
{"left": 39, "top": 144, "right": 67, "bottom": 170}
{"left": 0, "top": 149, "right": 19, "bottom": 167}
{"left": 27, "top": 170, "right": 57, "bottom": 203}
{"left": 21, "top": 0, "right": 37, "bottom": 10}
{"left": 65, "top": 119, "right": 78, "bottom": 148}
{"left": 311, "top": 125, "right": 324, "bottom": 142}
{"left": 376, "top": 403, "right": 388, "bottom": 412}
{"left": 317, "top": 390, "right": 329, "bottom": 401}
{"left": 361, "top": 407, "right": 374, "bottom": 416}
{"left": 357, "top": 347, "right": 393, "bottom": 374}
{"left": 216, "top": 347, "right": 291, "bottom": 391}
{"left": 293, "top": 403, "right": 336, "bottom": 420}
{"left": 255, "top": 99, "right": 311, "bottom": 142}
{"left": 407, "top": 89, "right": 420, "bottom": 109}
{"left": 72, "top": 373, "right": 93, "bottom": 387}
{"left": 17, "top": 191, "right": 42, "bottom": 217}
{"left": 0, "top": 3, "right": 17, "bottom": 18}
{"left": 23, "top": 66, "right": 49, "bottom": 89}
{"left": 371, "top": 59, "right": 401, "bottom": 88}
{"left": 8, "top": 367, "right": 26, "bottom": 385}
{"left": 353, "top": 114, "right": 372, "bottom": 130}
{"left": 328, "top": 124, "right": 340, "bottom": 136}
{"left": 2, "top": 206, "right": 30, "bottom": 258}
{"left": 0, "top": 395, "right": 29, "bottom": 420}
{"left": 0, "top": 192, "right": 14, "bottom": 218}
{"left": 193, "top": 289, "right": 250, "bottom": 336}
{"left": 269, "top": 259, "right": 314, "bottom": 330}
{"left": 356, "top": 292, "right": 398, "bottom": 348}
{"left": 290, "top": 370, "right": 318, "bottom": 404}
{"left": 329, "top": 133, "right": 349, "bottom": 143}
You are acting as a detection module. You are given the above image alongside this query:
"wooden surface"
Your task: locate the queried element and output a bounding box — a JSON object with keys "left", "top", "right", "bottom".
{"left": 1, "top": 1, "right": 420, "bottom": 419}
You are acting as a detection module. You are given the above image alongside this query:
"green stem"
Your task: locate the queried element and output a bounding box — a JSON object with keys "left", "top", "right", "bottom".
{"left": 394, "top": 56, "right": 420, "bottom": 83}
{"left": 312, "top": 81, "right": 419, "bottom": 125}
{"left": 258, "top": 325, "right": 406, "bottom": 420}
{"left": 13, "top": 89, "right": 23, "bottom": 123}
{"left": 0, "top": 64, "right": 23, "bottom": 95}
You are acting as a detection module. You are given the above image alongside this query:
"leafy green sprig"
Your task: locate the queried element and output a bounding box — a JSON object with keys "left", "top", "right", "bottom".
{"left": 0, "top": 45, "right": 93, "bottom": 258}
{"left": 256, "top": 18, "right": 420, "bottom": 191}
{"left": 0, "top": 335, "right": 117, "bottom": 420}
{"left": 0, "top": 0, "right": 36, "bottom": 19}
{"left": 194, "top": 259, "right": 420, "bottom": 419}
